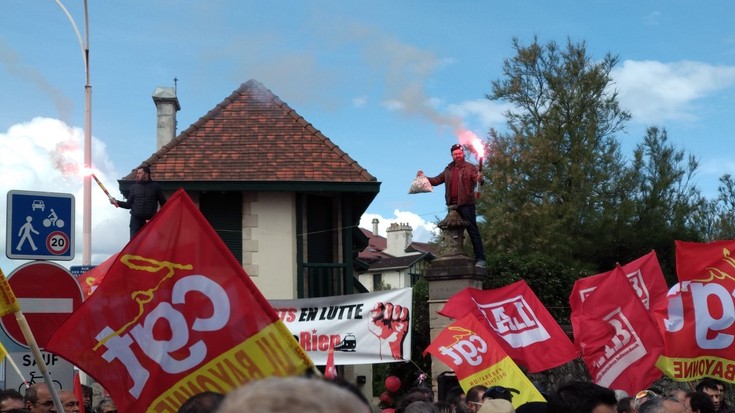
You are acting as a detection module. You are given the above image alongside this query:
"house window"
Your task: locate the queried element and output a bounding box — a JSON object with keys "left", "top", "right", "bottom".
{"left": 200, "top": 191, "right": 243, "bottom": 263}
{"left": 373, "top": 274, "right": 382, "bottom": 291}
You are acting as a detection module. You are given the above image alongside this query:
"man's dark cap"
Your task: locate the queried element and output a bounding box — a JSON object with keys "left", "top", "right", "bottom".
{"left": 451, "top": 144, "right": 463, "bottom": 152}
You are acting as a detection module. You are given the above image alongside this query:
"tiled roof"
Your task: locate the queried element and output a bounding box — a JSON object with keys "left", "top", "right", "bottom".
{"left": 358, "top": 227, "right": 436, "bottom": 266}
{"left": 126, "top": 80, "right": 376, "bottom": 183}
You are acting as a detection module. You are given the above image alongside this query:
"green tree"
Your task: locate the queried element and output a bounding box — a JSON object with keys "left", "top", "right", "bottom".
{"left": 481, "top": 37, "right": 631, "bottom": 267}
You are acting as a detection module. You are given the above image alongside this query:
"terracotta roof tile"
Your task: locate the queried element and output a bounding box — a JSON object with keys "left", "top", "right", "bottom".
{"left": 126, "top": 80, "right": 376, "bottom": 183}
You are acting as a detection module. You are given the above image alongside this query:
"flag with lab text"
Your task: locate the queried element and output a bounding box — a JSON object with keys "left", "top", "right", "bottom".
{"left": 439, "top": 281, "right": 577, "bottom": 372}
{"left": 45, "top": 189, "right": 313, "bottom": 413}
{"left": 576, "top": 266, "right": 664, "bottom": 394}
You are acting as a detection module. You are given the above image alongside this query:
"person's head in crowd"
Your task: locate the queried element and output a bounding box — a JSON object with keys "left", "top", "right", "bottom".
{"left": 0, "top": 390, "right": 26, "bottom": 412}
{"left": 697, "top": 379, "right": 722, "bottom": 412}
{"left": 478, "top": 399, "right": 515, "bottom": 413}
{"left": 24, "top": 384, "right": 54, "bottom": 413}
{"left": 216, "top": 377, "right": 370, "bottom": 413}
{"left": 687, "top": 391, "right": 716, "bottom": 413}
{"left": 633, "top": 390, "right": 658, "bottom": 412}
{"left": 516, "top": 401, "right": 548, "bottom": 413}
{"left": 667, "top": 389, "right": 687, "bottom": 405}
{"left": 57, "top": 390, "right": 80, "bottom": 413}
{"left": 713, "top": 380, "right": 728, "bottom": 410}
{"left": 96, "top": 397, "right": 117, "bottom": 413}
{"left": 617, "top": 396, "right": 633, "bottom": 413}
{"left": 80, "top": 386, "right": 93, "bottom": 413}
{"left": 176, "top": 391, "right": 223, "bottom": 413}
{"left": 447, "top": 386, "right": 468, "bottom": 413}
{"left": 397, "top": 388, "right": 436, "bottom": 413}
{"left": 466, "top": 386, "right": 489, "bottom": 413}
{"left": 637, "top": 397, "right": 685, "bottom": 413}
{"left": 404, "top": 401, "right": 439, "bottom": 413}
{"left": 547, "top": 381, "right": 617, "bottom": 413}
{"left": 4, "top": 409, "right": 30, "bottom": 413}
{"left": 483, "top": 386, "right": 519, "bottom": 403}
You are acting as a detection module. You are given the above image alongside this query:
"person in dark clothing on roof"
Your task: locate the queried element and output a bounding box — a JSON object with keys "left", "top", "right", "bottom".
{"left": 110, "top": 166, "right": 167, "bottom": 239}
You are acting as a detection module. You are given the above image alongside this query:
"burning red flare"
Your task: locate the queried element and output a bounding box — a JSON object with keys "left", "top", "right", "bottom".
{"left": 456, "top": 129, "right": 484, "bottom": 158}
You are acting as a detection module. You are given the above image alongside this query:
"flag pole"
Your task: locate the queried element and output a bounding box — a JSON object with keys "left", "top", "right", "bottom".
{"left": 0, "top": 268, "right": 65, "bottom": 412}
{"left": 2, "top": 348, "right": 29, "bottom": 389}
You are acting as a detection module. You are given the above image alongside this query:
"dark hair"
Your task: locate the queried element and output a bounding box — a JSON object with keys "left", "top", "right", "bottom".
{"left": 140, "top": 166, "right": 152, "bottom": 176}
{"left": 0, "top": 389, "right": 24, "bottom": 402}
{"left": 697, "top": 378, "right": 720, "bottom": 393}
{"left": 617, "top": 396, "right": 634, "bottom": 413}
{"left": 177, "top": 391, "right": 224, "bottom": 413}
{"left": 465, "top": 385, "right": 488, "bottom": 404}
{"left": 688, "top": 391, "right": 716, "bottom": 413}
{"left": 547, "top": 381, "right": 616, "bottom": 413}
{"left": 451, "top": 144, "right": 463, "bottom": 152}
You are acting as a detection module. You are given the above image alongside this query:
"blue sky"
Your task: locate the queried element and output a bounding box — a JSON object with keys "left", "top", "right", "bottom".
{"left": 1, "top": 1, "right": 735, "bottom": 272}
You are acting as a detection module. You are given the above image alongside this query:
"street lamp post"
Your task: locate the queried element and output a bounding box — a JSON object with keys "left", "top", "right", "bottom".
{"left": 54, "top": 0, "right": 92, "bottom": 266}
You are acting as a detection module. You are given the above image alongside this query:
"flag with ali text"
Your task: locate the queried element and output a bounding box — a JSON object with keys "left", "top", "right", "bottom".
{"left": 45, "top": 189, "right": 313, "bottom": 413}
{"left": 569, "top": 251, "right": 668, "bottom": 337}
{"left": 656, "top": 240, "right": 735, "bottom": 383}
{"left": 439, "top": 281, "right": 578, "bottom": 372}
{"left": 576, "top": 266, "right": 664, "bottom": 394}
{"left": 424, "top": 313, "right": 546, "bottom": 408}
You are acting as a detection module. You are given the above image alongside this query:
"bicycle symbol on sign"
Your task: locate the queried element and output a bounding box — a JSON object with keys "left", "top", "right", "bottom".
{"left": 18, "top": 371, "right": 62, "bottom": 393}
{"left": 42, "top": 209, "right": 65, "bottom": 229}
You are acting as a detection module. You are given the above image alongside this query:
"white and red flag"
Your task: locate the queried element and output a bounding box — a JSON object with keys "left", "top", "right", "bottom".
{"left": 438, "top": 280, "right": 577, "bottom": 372}
{"left": 45, "top": 189, "right": 313, "bottom": 413}
{"left": 656, "top": 240, "right": 735, "bottom": 383}
{"left": 575, "top": 266, "right": 664, "bottom": 394}
{"left": 570, "top": 251, "right": 668, "bottom": 336}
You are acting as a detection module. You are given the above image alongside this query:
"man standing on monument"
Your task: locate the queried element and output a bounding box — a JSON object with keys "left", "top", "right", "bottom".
{"left": 417, "top": 143, "right": 486, "bottom": 268}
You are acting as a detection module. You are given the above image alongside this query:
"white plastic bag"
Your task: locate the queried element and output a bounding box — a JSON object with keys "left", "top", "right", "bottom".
{"left": 409, "top": 175, "right": 433, "bottom": 194}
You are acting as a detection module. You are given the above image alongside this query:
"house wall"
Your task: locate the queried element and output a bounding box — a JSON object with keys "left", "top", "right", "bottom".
{"left": 244, "top": 192, "right": 298, "bottom": 299}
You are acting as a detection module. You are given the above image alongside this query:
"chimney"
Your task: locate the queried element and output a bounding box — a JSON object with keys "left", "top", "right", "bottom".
{"left": 385, "top": 223, "right": 414, "bottom": 257}
{"left": 372, "top": 218, "right": 379, "bottom": 236}
{"left": 152, "top": 86, "right": 181, "bottom": 149}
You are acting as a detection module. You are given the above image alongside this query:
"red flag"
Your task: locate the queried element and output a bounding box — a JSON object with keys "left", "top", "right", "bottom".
{"left": 73, "top": 371, "right": 84, "bottom": 412}
{"left": 45, "top": 189, "right": 314, "bottom": 413}
{"left": 577, "top": 266, "right": 663, "bottom": 394}
{"left": 439, "top": 280, "right": 577, "bottom": 372}
{"left": 75, "top": 253, "right": 118, "bottom": 298}
{"left": 570, "top": 251, "right": 668, "bottom": 341}
{"left": 656, "top": 240, "right": 735, "bottom": 382}
{"left": 324, "top": 345, "right": 337, "bottom": 379}
{"left": 424, "top": 313, "right": 546, "bottom": 408}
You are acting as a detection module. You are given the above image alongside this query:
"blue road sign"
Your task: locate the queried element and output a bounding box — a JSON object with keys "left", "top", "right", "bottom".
{"left": 6, "top": 190, "right": 75, "bottom": 260}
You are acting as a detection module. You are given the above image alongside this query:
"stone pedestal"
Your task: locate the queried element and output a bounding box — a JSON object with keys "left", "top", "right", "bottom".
{"left": 423, "top": 206, "right": 485, "bottom": 399}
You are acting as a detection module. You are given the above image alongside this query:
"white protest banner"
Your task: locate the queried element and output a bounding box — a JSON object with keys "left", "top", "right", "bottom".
{"left": 270, "top": 288, "right": 412, "bottom": 365}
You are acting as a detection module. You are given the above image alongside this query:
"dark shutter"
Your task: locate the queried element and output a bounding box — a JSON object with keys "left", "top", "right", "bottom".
{"left": 200, "top": 191, "right": 243, "bottom": 263}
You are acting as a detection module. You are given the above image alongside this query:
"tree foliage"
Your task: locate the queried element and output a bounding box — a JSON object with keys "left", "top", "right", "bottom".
{"left": 478, "top": 37, "right": 707, "bottom": 285}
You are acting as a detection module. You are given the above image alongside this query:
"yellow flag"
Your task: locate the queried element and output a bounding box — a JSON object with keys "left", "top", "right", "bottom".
{"left": 0, "top": 268, "right": 21, "bottom": 316}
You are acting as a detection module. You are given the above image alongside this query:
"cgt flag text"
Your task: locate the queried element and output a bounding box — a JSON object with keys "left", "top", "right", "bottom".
{"left": 424, "top": 313, "right": 545, "bottom": 408}
{"left": 45, "top": 189, "right": 313, "bottom": 413}
{"left": 656, "top": 240, "right": 735, "bottom": 383}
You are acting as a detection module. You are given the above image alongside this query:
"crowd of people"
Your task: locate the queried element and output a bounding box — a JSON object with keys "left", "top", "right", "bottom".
{"left": 1, "top": 375, "right": 731, "bottom": 413}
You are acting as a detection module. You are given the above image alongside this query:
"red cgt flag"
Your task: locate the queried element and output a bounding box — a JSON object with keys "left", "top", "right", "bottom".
{"left": 45, "top": 189, "right": 313, "bottom": 413}
{"left": 438, "top": 280, "right": 577, "bottom": 372}
{"left": 656, "top": 240, "right": 735, "bottom": 382}
{"left": 570, "top": 251, "right": 668, "bottom": 343}
{"left": 424, "top": 313, "right": 546, "bottom": 408}
{"left": 576, "top": 266, "right": 664, "bottom": 394}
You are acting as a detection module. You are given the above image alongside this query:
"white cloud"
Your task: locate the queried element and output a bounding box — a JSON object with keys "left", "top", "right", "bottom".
{"left": 359, "top": 210, "right": 439, "bottom": 243}
{"left": 1, "top": 117, "right": 129, "bottom": 273}
{"left": 612, "top": 60, "right": 735, "bottom": 124}
{"left": 447, "top": 99, "right": 512, "bottom": 131}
